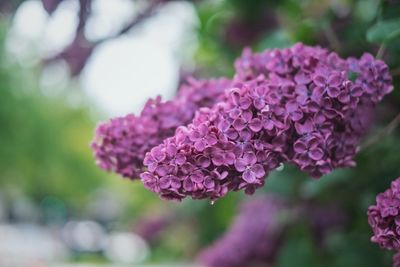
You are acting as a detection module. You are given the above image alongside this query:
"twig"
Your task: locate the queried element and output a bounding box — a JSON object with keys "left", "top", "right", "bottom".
{"left": 361, "top": 112, "right": 400, "bottom": 151}
{"left": 96, "top": 0, "right": 164, "bottom": 45}
{"left": 376, "top": 43, "right": 386, "bottom": 60}
{"left": 76, "top": 0, "right": 91, "bottom": 35}
{"left": 324, "top": 23, "right": 342, "bottom": 53}
{"left": 390, "top": 68, "right": 400, "bottom": 77}
{"left": 45, "top": 0, "right": 165, "bottom": 75}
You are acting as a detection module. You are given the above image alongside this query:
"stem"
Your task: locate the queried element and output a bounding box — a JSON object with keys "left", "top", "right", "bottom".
{"left": 361, "top": 112, "right": 400, "bottom": 151}
{"left": 376, "top": 43, "right": 386, "bottom": 60}
{"left": 96, "top": 1, "right": 162, "bottom": 45}
{"left": 390, "top": 68, "right": 400, "bottom": 77}
{"left": 76, "top": 0, "right": 92, "bottom": 35}
{"left": 324, "top": 24, "right": 342, "bottom": 52}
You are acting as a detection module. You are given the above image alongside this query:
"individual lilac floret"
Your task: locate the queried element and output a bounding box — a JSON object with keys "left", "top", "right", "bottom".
{"left": 91, "top": 78, "right": 231, "bottom": 179}
{"left": 197, "top": 196, "right": 288, "bottom": 267}
{"left": 142, "top": 44, "right": 392, "bottom": 201}
{"left": 368, "top": 177, "right": 400, "bottom": 251}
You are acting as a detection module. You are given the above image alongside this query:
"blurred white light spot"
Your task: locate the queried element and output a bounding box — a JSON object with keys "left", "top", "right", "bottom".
{"left": 82, "top": 36, "right": 178, "bottom": 117}
{"left": 142, "top": 1, "right": 199, "bottom": 52}
{"left": 85, "top": 0, "right": 136, "bottom": 42}
{"left": 11, "top": 0, "right": 48, "bottom": 40}
{"left": 0, "top": 194, "right": 5, "bottom": 222}
{"left": 6, "top": 0, "right": 48, "bottom": 66}
{"left": 62, "top": 220, "right": 106, "bottom": 252}
{"left": 276, "top": 163, "right": 285, "bottom": 172}
{"left": 11, "top": 196, "right": 39, "bottom": 222}
{"left": 6, "top": 0, "right": 78, "bottom": 64}
{"left": 81, "top": 1, "right": 198, "bottom": 117}
{"left": 40, "top": 61, "right": 70, "bottom": 96}
{"left": 0, "top": 224, "right": 68, "bottom": 265}
{"left": 105, "top": 232, "right": 149, "bottom": 264}
{"left": 42, "top": 0, "right": 79, "bottom": 56}
{"left": 7, "top": 0, "right": 199, "bottom": 119}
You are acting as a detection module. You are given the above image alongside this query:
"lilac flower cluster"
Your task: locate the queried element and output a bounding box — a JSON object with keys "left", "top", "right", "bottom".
{"left": 198, "top": 196, "right": 288, "bottom": 267}
{"left": 368, "top": 177, "right": 400, "bottom": 251}
{"left": 141, "top": 44, "right": 393, "bottom": 201}
{"left": 91, "top": 78, "right": 231, "bottom": 179}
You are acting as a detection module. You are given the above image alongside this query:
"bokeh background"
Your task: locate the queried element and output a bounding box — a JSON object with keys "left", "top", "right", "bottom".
{"left": 1, "top": 0, "right": 400, "bottom": 266}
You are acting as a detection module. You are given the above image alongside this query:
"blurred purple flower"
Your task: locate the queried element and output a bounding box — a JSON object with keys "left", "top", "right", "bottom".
{"left": 305, "top": 204, "right": 347, "bottom": 247}
{"left": 135, "top": 215, "right": 170, "bottom": 244}
{"left": 198, "top": 196, "right": 288, "bottom": 267}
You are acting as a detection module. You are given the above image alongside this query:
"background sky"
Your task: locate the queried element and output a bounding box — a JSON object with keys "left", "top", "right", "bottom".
{"left": 7, "top": 0, "right": 198, "bottom": 116}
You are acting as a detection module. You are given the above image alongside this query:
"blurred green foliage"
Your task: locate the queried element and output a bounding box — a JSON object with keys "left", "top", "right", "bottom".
{"left": 0, "top": 26, "right": 106, "bottom": 211}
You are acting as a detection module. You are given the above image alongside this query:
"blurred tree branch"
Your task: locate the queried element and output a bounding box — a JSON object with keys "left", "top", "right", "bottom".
{"left": 45, "top": 0, "right": 169, "bottom": 76}
{"left": 1, "top": 0, "right": 197, "bottom": 76}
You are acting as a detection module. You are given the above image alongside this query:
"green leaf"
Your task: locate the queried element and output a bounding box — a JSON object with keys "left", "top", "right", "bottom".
{"left": 366, "top": 19, "right": 400, "bottom": 43}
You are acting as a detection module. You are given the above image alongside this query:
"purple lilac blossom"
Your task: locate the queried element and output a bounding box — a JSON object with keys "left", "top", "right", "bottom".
{"left": 305, "top": 204, "right": 347, "bottom": 247}
{"left": 198, "top": 196, "right": 288, "bottom": 267}
{"left": 91, "top": 78, "right": 231, "bottom": 179}
{"left": 142, "top": 44, "right": 393, "bottom": 201}
{"left": 368, "top": 177, "right": 400, "bottom": 251}
{"left": 135, "top": 215, "right": 170, "bottom": 244}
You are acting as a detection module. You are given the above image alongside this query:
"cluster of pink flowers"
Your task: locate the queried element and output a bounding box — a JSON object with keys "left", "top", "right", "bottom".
{"left": 197, "top": 196, "right": 288, "bottom": 267}
{"left": 141, "top": 44, "right": 392, "bottom": 201}
{"left": 368, "top": 177, "right": 400, "bottom": 251}
{"left": 91, "top": 78, "right": 231, "bottom": 179}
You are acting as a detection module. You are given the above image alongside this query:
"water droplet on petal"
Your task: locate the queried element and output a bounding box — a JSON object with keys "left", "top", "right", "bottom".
{"left": 276, "top": 163, "right": 284, "bottom": 171}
